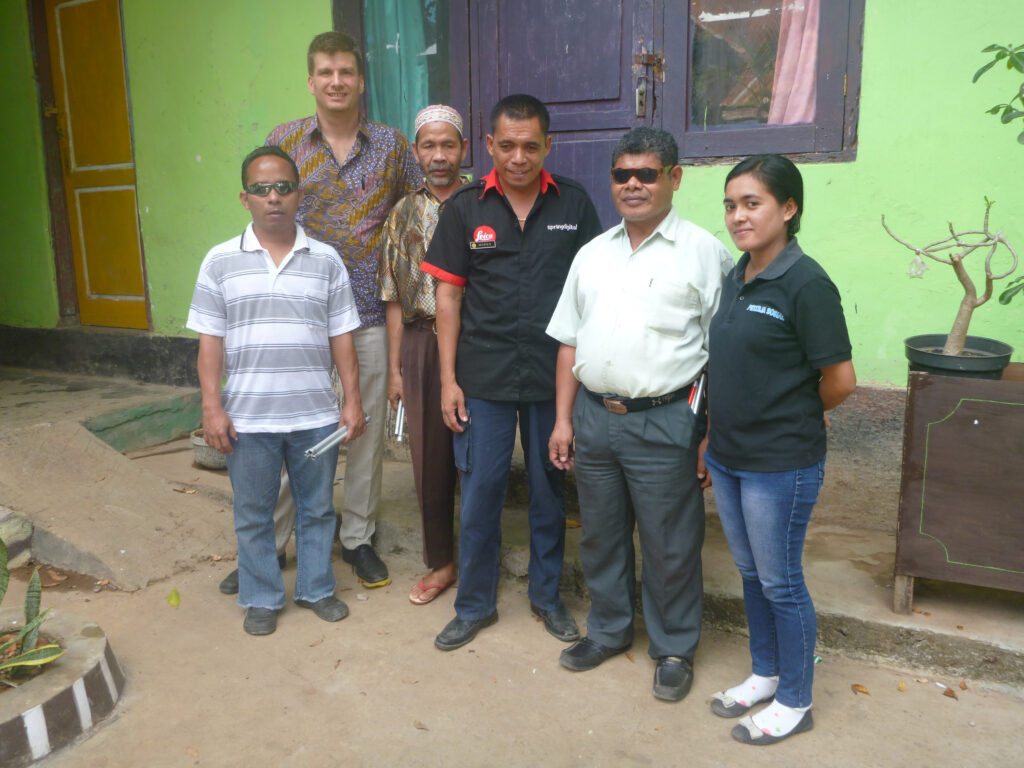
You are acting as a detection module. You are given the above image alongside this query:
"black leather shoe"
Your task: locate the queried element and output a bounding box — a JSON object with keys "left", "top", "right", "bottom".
{"left": 559, "top": 636, "right": 631, "bottom": 671}
{"left": 295, "top": 595, "right": 349, "bottom": 622}
{"left": 653, "top": 656, "right": 693, "bottom": 701}
{"left": 219, "top": 552, "right": 288, "bottom": 595}
{"left": 531, "top": 603, "right": 580, "bottom": 642}
{"left": 341, "top": 544, "right": 391, "bottom": 587}
{"left": 243, "top": 607, "right": 278, "bottom": 636}
{"left": 434, "top": 612, "right": 498, "bottom": 651}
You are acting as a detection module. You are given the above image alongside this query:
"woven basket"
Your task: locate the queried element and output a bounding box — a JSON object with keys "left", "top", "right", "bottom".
{"left": 191, "top": 428, "right": 227, "bottom": 469}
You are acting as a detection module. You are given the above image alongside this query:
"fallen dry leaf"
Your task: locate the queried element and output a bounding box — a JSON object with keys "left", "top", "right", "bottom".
{"left": 414, "top": 720, "right": 429, "bottom": 731}
{"left": 334, "top": 659, "right": 341, "bottom": 670}
{"left": 402, "top": 679, "right": 419, "bottom": 685}
{"left": 897, "top": 680, "right": 906, "bottom": 692}
{"left": 186, "top": 747, "right": 199, "bottom": 758}
{"left": 48, "top": 569, "right": 68, "bottom": 582}
{"left": 96, "top": 476, "right": 105, "bottom": 482}
{"left": 309, "top": 635, "right": 324, "bottom": 648}
{"left": 959, "top": 680, "right": 968, "bottom": 691}
{"left": 922, "top": 611, "right": 931, "bottom": 616}
{"left": 172, "top": 488, "right": 186, "bottom": 494}
{"left": 566, "top": 519, "right": 582, "bottom": 529}
{"left": 956, "top": 625, "right": 964, "bottom": 631}
{"left": 625, "top": 652, "right": 636, "bottom": 663}
{"left": 851, "top": 684, "right": 871, "bottom": 696}
{"left": 912, "top": 608, "right": 922, "bottom": 614}
{"left": 943, "top": 687, "right": 959, "bottom": 701}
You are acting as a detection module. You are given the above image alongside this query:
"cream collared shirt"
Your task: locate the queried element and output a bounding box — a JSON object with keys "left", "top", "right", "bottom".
{"left": 546, "top": 209, "right": 733, "bottom": 398}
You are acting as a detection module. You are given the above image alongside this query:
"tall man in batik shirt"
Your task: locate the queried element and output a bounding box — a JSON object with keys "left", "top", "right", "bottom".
{"left": 379, "top": 105, "right": 469, "bottom": 606}
{"left": 266, "top": 31, "right": 421, "bottom": 588}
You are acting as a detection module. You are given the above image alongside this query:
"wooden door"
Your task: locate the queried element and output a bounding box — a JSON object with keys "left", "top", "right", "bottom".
{"left": 45, "top": 0, "right": 149, "bottom": 329}
{"left": 471, "top": 0, "right": 658, "bottom": 226}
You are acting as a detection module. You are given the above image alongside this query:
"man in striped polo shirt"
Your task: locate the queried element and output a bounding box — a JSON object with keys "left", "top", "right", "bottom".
{"left": 187, "top": 146, "right": 366, "bottom": 636}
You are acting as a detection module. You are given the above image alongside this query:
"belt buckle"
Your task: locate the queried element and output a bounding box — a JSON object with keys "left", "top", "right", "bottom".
{"left": 602, "top": 397, "right": 628, "bottom": 415}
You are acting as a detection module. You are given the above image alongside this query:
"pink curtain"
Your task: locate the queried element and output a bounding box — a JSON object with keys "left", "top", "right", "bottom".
{"left": 768, "top": 0, "right": 819, "bottom": 124}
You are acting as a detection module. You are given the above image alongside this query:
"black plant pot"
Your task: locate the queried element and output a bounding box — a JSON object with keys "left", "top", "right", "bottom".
{"left": 904, "top": 334, "right": 1014, "bottom": 380}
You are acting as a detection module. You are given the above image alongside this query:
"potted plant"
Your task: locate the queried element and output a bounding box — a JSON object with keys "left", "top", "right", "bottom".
{"left": 881, "top": 198, "right": 1019, "bottom": 379}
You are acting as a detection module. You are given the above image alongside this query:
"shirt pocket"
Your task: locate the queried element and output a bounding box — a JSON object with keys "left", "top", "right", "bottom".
{"left": 304, "top": 289, "right": 329, "bottom": 330}
{"left": 645, "top": 279, "right": 700, "bottom": 337}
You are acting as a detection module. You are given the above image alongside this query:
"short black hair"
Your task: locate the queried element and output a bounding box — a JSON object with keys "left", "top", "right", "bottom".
{"left": 241, "top": 146, "right": 300, "bottom": 188}
{"left": 725, "top": 154, "right": 804, "bottom": 237}
{"left": 490, "top": 94, "right": 550, "bottom": 136}
{"left": 307, "top": 30, "right": 363, "bottom": 76}
{"left": 611, "top": 127, "right": 678, "bottom": 167}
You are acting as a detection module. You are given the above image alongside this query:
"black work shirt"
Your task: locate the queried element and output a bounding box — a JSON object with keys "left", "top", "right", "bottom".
{"left": 708, "top": 238, "right": 852, "bottom": 471}
{"left": 422, "top": 169, "right": 602, "bottom": 401}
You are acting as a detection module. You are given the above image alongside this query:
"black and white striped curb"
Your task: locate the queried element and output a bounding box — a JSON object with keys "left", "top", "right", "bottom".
{"left": 0, "top": 609, "right": 124, "bottom": 767}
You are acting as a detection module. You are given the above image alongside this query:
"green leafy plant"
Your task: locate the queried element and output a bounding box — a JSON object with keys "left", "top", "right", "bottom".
{"left": 973, "top": 43, "right": 1024, "bottom": 145}
{"left": 0, "top": 539, "right": 64, "bottom": 688}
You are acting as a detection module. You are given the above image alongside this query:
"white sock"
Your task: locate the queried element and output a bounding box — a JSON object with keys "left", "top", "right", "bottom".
{"left": 750, "top": 700, "right": 811, "bottom": 737}
{"left": 721, "top": 674, "right": 778, "bottom": 707}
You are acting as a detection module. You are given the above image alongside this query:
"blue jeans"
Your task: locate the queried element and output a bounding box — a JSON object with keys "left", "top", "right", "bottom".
{"left": 704, "top": 450, "right": 825, "bottom": 708}
{"left": 452, "top": 398, "right": 566, "bottom": 620}
{"left": 226, "top": 424, "right": 339, "bottom": 610}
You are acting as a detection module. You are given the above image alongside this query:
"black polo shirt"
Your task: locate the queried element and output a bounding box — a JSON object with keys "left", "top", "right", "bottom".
{"left": 708, "top": 238, "right": 851, "bottom": 472}
{"left": 422, "top": 169, "right": 601, "bottom": 401}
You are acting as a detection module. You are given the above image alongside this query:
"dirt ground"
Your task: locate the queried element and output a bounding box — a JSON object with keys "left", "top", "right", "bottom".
{"left": 6, "top": 550, "right": 1021, "bottom": 768}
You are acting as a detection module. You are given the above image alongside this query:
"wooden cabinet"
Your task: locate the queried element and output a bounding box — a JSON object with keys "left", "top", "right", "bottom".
{"left": 893, "top": 364, "right": 1024, "bottom": 612}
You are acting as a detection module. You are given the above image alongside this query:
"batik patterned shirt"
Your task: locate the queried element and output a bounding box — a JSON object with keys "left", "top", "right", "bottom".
{"left": 378, "top": 179, "right": 470, "bottom": 323}
{"left": 266, "top": 115, "right": 421, "bottom": 328}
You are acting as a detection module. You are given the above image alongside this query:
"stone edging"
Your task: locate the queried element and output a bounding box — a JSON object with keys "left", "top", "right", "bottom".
{"left": 0, "top": 609, "right": 125, "bottom": 767}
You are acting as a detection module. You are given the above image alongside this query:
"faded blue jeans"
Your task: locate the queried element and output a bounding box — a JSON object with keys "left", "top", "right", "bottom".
{"left": 704, "top": 450, "right": 826, "bottom": 708}
{"left": 226, "top": 424, "right": 339, "bottom": 610}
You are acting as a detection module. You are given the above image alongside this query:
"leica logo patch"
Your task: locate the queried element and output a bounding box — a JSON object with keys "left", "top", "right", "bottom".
{"left": 470, "top": 225, "right": 497, "bottom": 249}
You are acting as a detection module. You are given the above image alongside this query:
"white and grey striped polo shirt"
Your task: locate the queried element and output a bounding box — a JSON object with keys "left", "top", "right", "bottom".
{"left": 186, "top": 223, "right": 360, "bottom": 432}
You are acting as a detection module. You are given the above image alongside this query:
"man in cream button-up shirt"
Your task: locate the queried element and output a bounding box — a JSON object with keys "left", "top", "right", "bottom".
{"left": 546, "top": 127, "right": 732, "bottom": 702}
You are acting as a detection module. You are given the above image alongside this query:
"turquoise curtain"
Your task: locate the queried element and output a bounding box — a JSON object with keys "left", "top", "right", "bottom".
{"left": 362, "top": 0, "right": 431, "bottom": 141}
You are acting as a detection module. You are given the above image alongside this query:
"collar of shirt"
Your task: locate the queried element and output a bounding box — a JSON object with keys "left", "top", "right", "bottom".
{"left": 608, "top": 207, "right": 682, "bottom": 252}
{"left": 303, "top": 113, "right": 371, "bottom": 154}
{"left": 478, "top": 168, "right": 559, "bottom": 199}
{"left": 732, "top": 237, "right": 804, "bottom": 286}
{"left": 240, "top": 222, "right": 309, "bottom": 272}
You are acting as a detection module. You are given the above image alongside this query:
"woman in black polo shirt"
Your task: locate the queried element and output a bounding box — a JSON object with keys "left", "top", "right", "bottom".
{"left": 704, "top": 154, "right": 856, "bottom": 745}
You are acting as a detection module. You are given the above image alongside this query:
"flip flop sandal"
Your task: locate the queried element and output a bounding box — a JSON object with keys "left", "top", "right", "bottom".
{"left": 408, "top": 577, "right": 455, "bottom": 605}
{"left": 731, "top": 711, "right": 814, "bottom": 745}
{"left": 710, "top": 691, "right": 773, "bottom": 718}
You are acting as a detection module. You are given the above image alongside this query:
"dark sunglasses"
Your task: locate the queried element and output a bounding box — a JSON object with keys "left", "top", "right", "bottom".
{"left": 610, "top": 166, "right": 675, "bottom": 184}
{"left": 245, "top": 181, "right": 298, "bottom": 196}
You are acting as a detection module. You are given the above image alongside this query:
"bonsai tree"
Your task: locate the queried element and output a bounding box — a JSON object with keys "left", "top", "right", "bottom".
{"left": 0, "top": 539, "right": 64, "bottom": 688}
{"left": 974, "top": 42, "right": 1024, "bottom": 145}
{"left": 881, "top": 199, "right": 1019, "bottom": 356}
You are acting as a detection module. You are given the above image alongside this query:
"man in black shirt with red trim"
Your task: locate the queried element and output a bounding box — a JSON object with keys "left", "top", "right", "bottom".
{"left": 422, "top": 94, "right": 602, "bottom": 651}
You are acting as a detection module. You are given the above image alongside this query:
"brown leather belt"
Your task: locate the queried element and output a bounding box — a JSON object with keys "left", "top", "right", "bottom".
{"left": 585, "top": 384, "right": 693, "bottom": 415}
{"left": 405, "top": 317, "right": 437, "bottom": 333}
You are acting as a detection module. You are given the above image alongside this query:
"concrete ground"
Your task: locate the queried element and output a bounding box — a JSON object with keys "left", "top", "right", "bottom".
{"left": 1, "top": 366, "right": 1023, "bottom": 766}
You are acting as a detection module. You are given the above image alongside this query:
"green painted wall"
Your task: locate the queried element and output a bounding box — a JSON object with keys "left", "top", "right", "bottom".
{"left": 672, "top": 3, "right": 1024, "bottom": 385}
{"left": 121, "top": 0, "right": 332, "bottom": 335}
{"left": 0, "top": 2, "right": 60, "bottom": 328}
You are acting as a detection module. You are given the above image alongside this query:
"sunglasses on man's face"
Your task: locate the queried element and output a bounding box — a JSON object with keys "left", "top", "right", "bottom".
{"left": 245, "top": 181, "right": 298, "bottom": 196}
{"left": 610, "top": 166, "right": 675, "bottom": 185}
